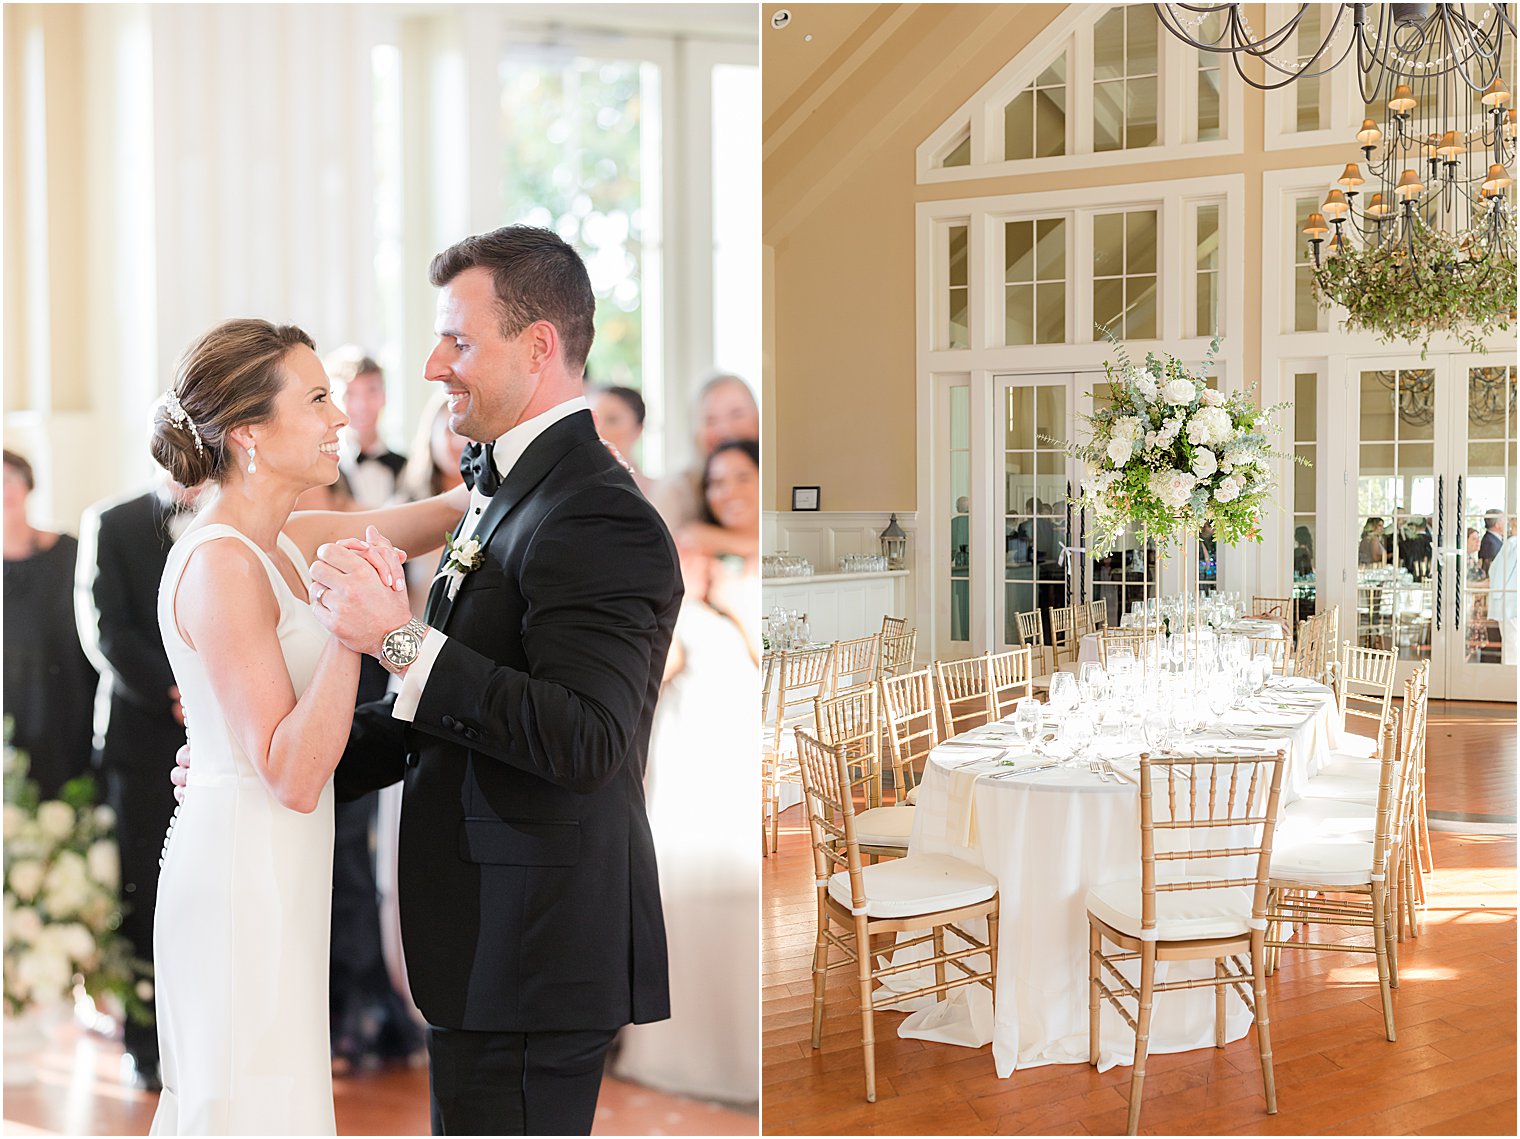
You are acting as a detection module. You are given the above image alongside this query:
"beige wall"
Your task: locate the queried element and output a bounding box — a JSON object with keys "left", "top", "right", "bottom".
{"left": 763, "top": 2, "right": 1355, "bottom": 514}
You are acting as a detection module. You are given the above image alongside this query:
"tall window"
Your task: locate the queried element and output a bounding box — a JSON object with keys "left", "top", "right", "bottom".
{"left": 1093, "top": 5, "right": 1159, "bottom": 152}
{"left": 1291, "top": 195, "right": 1326, "bottom": 332}
{"left": 500, "top": 52, "right": 660, "bottom": 390}
{"left": 946, "top": 223, "right": 970, "bottom": 349}
{"left": 1293, "top": 5, "right": 1326, "bottom": 132}
{"left": 1004, "top": 56, "right": 1067, "bottom": 160}
{"left": 1292, "top": 372, "right": 1318, "bottom": 622}
{"left": 1194, "top": 202, "right": 1220, "bottom": 337}
{"left": 950, "top": 385, "right": 971, "bottom": 642}
{"left": 712, "top": 62, "right": 759, "bottom": 380}
{"left": 1004, "top": 218, "right": 1067, "bottom": 345}
{"left": 1093, "top": 209, "right": 1158, "bottom": 339}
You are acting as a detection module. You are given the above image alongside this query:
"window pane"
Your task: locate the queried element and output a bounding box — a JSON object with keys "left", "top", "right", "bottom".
{"left": 1196, "top": 204, "right": 1220, "bottom": 271}
{"left": 1036, "top": 383, "right": 1066, "bottom": 441}
{"left": 1295, "top": 372, "right": 1318, "bottom": 442}
{"left": 1360, "top": 371, "right": 1397, "bottom": 440}
{"left": 1006, "top": 220, "right": 1035, "bottom": 282}
{"left": 1094, "top": 80, "right": 1124, "bottom": 151}
{"left": 944, "top": 133, "right": 971, "bottom": 167}
{"left": 1007, "top": 385, "right": 1034, "bottom": 450}
{"left": 1006, "top": 283, "right": 1035, "bottom": 345}
{"left": 1004, "top": 90, "right": 1034, "bottom": 162}
{"left": 711, "top": 63, "right": 760, "bottom": 387}
{"left": 1198, "top": 67, "right": 1221, "bottom": 140}
{"left": 1294, "top": 266, "right": 1319, "bottom": 331}
{"left": 1095, "top": 8, "right": 1125, "bottom": 81}
{"left": 1127, "top": 275, "right": 1158, "bottom": 339}
{"left": 1399, "top": 369, "right": 1436, "bottom": 441}
{"left": 1035, "top": 87, "right": 1066, "bottom": 158}
{"left": 949, "top": 224, "right": 968, "bottom": 287}
{"left": 949, "top": 286, "right": 969, "bottom": 349}
{"left": 1126, "top": 210, "right": 1157, "bottom": 275}
{"left": 1036, "top": 281, "right": 1066, "bottom": 343}
{"left": 1295, "top": 444, "right": 1316, "bottom": 508}
{"left": 1093, "top": 212, "right": 1124, "bottom": 276}
{"left": 1127, "top": 76, "right": 1158, "bottom": 148}
{"left": 1038, "top": 56, "right": 1066, "bottom": 87}
{"left": 1127, "top": 4, "right": 1158, "bottom": 74}
{"left": 1094, "top": 277, "right": 1125, "bottom": 335}
{"left": 1036, "top": 217, "right": 1065, "bottom": 280}
{"left": 1196, "top": 272, "right": 1217, "bottom": 337}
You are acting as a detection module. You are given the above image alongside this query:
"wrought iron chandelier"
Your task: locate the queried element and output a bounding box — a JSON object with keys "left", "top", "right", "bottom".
{"left": 1157, "top": 4, "right": 1518, "bottom": 350}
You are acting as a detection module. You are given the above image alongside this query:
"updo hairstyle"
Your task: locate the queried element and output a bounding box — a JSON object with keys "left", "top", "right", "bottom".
{"left": 150, "top": 319, "right": 315, "bottom": 487}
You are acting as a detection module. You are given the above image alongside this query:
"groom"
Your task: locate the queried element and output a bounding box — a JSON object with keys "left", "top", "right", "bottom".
{"left": 308, "top": 226, "right": 681, "bottom": 1134}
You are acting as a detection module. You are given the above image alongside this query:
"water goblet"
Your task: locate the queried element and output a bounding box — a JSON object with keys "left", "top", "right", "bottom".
{"left": 1061, "top": 710, "right": 1096, "bottom": 768}
{"left": 1048, "top": 672, "right": 1079, "bottom": 715}
{"left": 1012, "top": 698, "right": 1042, "bottom": 749}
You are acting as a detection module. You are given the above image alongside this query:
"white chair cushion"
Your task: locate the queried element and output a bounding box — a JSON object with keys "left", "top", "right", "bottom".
{"left": 854, "top": 805, "right": 914, "bottom": 848}
{"left": 1279, "top": 796, "right": 1377, "bottom": 842}
{"left": 828, "top": 852, "right": 997, "bottom": 920}
{"left": 904, "top": 784, "right": 920, "bottom": 805}
{"left": 1085, "top": 875, "right": 1256, "bottom": 942}
{"left": 1270, "top": 832, "right": 1376, "bottom": 888}
{"left": 1298, "top": 769, "right": 1382, "bottom": 806}
{"left": 1336, "top": 732, "right": 1378, "bottom": 759}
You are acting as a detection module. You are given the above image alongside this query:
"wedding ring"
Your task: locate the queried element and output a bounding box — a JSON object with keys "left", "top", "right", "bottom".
{"left": 314, "top": 585, "right": 327, "bottom": 604}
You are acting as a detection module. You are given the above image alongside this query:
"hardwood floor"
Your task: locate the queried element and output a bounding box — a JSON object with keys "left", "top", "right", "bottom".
{"left": 1, "top": 1031, "right": 759, "bottom": 1136}
{"left": 762, "top": 702, "right": 1517, "bottom": 1136}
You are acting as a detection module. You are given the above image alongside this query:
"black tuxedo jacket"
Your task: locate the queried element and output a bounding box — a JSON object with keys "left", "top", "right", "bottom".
{"left": 78, "top": 491, "right": 188, "bottom": 772}
{"left": 336, "top": 409, "right": 682, "bottom": 1034}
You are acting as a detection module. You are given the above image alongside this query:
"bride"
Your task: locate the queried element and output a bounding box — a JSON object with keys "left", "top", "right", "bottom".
{"left": 147, "top": 319, "right": 465, "bottom": 1134}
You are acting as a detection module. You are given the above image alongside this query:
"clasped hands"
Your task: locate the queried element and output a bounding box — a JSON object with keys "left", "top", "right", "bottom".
{"left": 308, "top": 525, "right": 416, "bottom": 658}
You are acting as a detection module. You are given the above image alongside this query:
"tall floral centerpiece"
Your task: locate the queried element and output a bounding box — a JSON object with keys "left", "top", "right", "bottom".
{"left": 4, "top": 723, "right": 149, "bottom": 1083}
{"left": 1052, "top": 337, "right": 1300, "bottom": 643}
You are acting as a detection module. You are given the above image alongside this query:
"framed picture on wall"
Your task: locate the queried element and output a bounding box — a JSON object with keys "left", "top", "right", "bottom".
{"left": 792, "top": 486, "right": 821, "bottom": 511}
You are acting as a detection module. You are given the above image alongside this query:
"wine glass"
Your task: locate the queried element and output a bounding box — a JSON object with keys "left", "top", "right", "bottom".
{"left": 1048, "top": 672, "right": 1079, "bottom": 715}
{"left": 1012, "top": 698, "right": 1042, "bottom": 750}
{"left": 1142, "top": 709, "right": 1172, "bottom": 755}
{"left": 1061, "top": 709, "right": 1096, "bottom": 767}
{"left": 1206, "top": 677, "right": 1232, "bottom": 720}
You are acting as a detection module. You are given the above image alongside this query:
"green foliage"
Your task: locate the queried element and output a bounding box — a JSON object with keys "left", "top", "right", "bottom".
{"left": 1312, "top": 209, "right": 1518, "bottom": 357}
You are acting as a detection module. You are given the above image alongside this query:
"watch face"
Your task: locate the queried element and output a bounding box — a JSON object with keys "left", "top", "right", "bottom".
{"left": 384, "top": 629, "right": 420, "bottom": 666}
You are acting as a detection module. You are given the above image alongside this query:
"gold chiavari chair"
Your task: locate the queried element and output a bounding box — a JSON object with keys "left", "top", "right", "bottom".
{"left": 1267, "top": 714, "right": 1408, "bottom": 1040}
{"left": 879, "top": 667, "right": 938, "bottom": 806}
{"left": 832, "top": 633, "right": 882, "bottom": 694}
{"left": 880, "top": 629, "right": 918, "bottom": 678}
{"left": 985, "top": 647, "right": 1034, "bottom": 719}
{"left": 764, "top": 644, "right": 836, "bottom": 855}
{"left": 760, "top": 651, "right": 779, "bottom": 856}
{"left": 934, "top": 656, "right": 993, "bottom": 740}
{"left": 1014, "top": 609, "right": 1052, "bottom": 677}
{"left": 795, "top": 728, "right": 999, "bottom": 1104}
{"left": 880, "top": 615, "right": 908, "bottom": 639}
{"left": 1049, "top": 605, "right": 1079, "bottom": 669}
{"left": 1245, "top": 634, "right": 1291, "bottom": 675}
{"left": 1087, "top": 747, "right": 1288, "bottom": 1135}
{"left": 1074, "top": 602, "right": 1095, "bottom": 640}
{"left": 1098, "top": 627, "right": 1157, "bottom": 670}
{"left": 1250, "top": 595, "right": 1294, "bottom": 624}
{"left": 1089, "top": 598, "right": 1109, "bottom": 632}
{"left": 814, "top": 686, "right": 912, "bottom": 853}
{"left": 1336, "top": 641, "right": 1398, "bottom": 758}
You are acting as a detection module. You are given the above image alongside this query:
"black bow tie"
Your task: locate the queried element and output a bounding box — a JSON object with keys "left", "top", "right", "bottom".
{"left": 460, "top": 442, "right": 500, "bottom": 496}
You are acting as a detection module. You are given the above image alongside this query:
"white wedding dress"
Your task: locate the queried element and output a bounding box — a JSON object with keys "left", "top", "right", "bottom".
{"left": 151, "top": 525, "right": 336, "bottom": 1135}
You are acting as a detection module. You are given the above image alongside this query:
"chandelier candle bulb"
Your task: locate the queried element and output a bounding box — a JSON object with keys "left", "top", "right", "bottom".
{"left": 1303, "top": 212, "right": 1329, "bottom": 239}
{"left": 1436, "top": 130, "right": 1466, "bottom": 159}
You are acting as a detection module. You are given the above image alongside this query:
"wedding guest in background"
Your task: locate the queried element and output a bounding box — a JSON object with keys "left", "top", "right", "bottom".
{"left": 3, "top": 448, "right": 97, "bottom": 798}
{"left": 1479, "top": 509, "right": 1506, "bottom": 575}
{"left": 588, "top": 383, "right": 654, "bottom": 495}
{"left": 648, "top": 373, "right": 758, "bottom": 536}
{"left": 75, "top": 471, "right": 199, "bottom": 1090}
{"left": 1358, "top": 517, "right": 1389, "bottom": 567}
{"left": 395, "top": 389, "right": 468, "bottom": 614}
{"left": 326, "top": 346, "right": 406, "bottom": 509}
{"left": 1491, "top": 522, "right": 1519, "bottom": 666}
{"left": 1293, "top": 525, "right": 1315, "bottom": 577}
{"left": 1401, "top": 516, "right": 1432, "bottom": 579}
{"left": 613, "top": 441, "right": 760, "bottom": 1104}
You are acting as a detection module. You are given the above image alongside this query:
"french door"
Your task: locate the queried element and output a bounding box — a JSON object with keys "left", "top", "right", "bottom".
{"left": 1343, "top": 353, "right": 1517, "bottom": 701}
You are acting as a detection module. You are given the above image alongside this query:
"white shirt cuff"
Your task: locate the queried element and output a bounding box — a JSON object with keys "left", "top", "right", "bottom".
{"left": 390, "top": 629, "right": 447, "bottom": 722}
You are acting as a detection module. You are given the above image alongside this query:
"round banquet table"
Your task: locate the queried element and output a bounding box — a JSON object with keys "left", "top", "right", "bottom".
{"left": 894, "top": 677, "right": 1343, "bottom": 1078}
{"left": 1078, "top": 616, "right": 1285, "bottom": 667}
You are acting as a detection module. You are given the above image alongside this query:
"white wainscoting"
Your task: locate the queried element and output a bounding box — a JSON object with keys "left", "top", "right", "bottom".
{"left": 763, "top": 510, "right": 920, "bottom": 649}
{"left": 762, "top": 571, "right": 909, "bottom": 648}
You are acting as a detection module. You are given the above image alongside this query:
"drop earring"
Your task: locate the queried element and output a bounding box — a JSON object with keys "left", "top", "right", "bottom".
{"left": 247, "top": 446, "right": 257, "bottom": 475}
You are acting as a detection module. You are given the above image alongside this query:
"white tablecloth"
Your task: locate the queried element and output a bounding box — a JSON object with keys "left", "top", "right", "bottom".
{"left": 897, "top": 678, "right": 1341, "bottom": 1077}
{"left": 1077, "top": 617, "right": 1285, "bottom": 666}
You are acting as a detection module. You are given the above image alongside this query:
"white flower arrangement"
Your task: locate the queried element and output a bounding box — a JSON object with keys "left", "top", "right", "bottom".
{"left": 1049, "top": 336, "right": 1304, "bottom": 554}
{"left": 436, "top": 533, "right": 487, "bottom": 601}
{"left": 3, "top": 723, "right": 149, "bottom": 1023}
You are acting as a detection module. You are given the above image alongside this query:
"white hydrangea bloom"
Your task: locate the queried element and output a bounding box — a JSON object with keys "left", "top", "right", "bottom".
{"left": 86, "top": 840, "right": 119, "bottom": 892}
{"left": 8, "top": 860, "right": 44, "bottom": 903}
{"left": 1133, "top": 371, "right": 1159, "bottom": 401}
{"left": 36, "top": 802, "right": 76, "bottom": 843}
{"left": 1106, "top": 437, "right": 1134, "bottom": 466}
{"left": 1214, "top": 474, "right": 1244, "bottom": 503}
{"left": 1150, "top": 469, "right": 1198, "bottom": 509}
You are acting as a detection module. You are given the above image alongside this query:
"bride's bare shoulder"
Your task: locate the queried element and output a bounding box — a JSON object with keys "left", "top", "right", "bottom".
{"left": 173, "top": 533, "right": 280, "bottom": 645}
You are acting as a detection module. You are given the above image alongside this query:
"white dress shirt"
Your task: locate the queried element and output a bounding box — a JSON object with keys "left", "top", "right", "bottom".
{"left": 391, "top": 396, "right": 589, "bottom": 721}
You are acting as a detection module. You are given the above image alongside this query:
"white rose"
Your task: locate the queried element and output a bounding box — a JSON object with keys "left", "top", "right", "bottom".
{"left": 9, "top": 905, "right": 43, "bottom": 946}
{"left": 1192, "top": 447, "right": 1218, "bottom": 478}
{"left": 42, "top": 852, "right": 91, "bottom": 919}
{"left": 86, "top": 841, "right": 119, "bottom": 893}
{"left": 1106, "top": 437, "right": 1134, "bottom": 466}
{"left": 1200, "top": 387, "right": 1224, "bottom": 406}
{"left": 136, "top": 979, "right": 154, "bottom": 1001}
{"left": 3, "top": 804, "right": 24, "bottom": 841}
{"left": 1214, "top": 475, "right": 1243, "bottom": 503}
{"left": 8, "top": 860, "right": 45, "bottom": 903}
{"left": 92, "top": 805, "right": 116, "bottom": 831}
{"left": 1132, "top": 372, "right": 1158, "bottom": 402}
{"left": 16, "top": 947, "right": 73, "bottom": 1003}
{"left": 36, "top": 802, "right": 76, "bottom": 843}
{"left": 1162, "top": 378, "right": 1197, "bottom": 405}
{"left": 57, "top": 922, "right": 97, "bottom": 968}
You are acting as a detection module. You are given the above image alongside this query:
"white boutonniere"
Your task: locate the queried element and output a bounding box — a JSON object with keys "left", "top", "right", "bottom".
{"left": 436, "top": 533, "right": 485, "bottom": 600}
